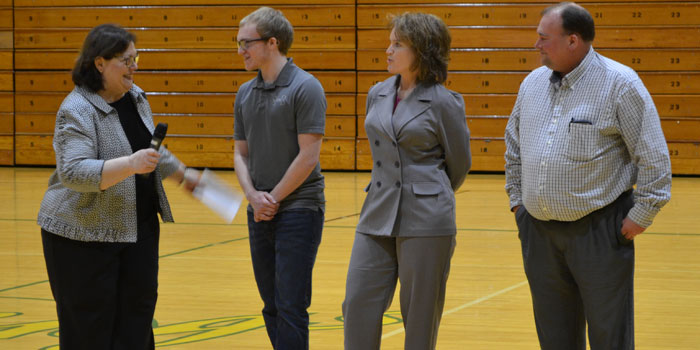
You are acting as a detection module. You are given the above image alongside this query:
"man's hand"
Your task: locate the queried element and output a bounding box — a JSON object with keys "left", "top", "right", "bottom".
{"left": 621, "top": 217, "right": 645, "bottom": 240}
{"left": 248, "top": 191, "right": 279, "bottom": 222}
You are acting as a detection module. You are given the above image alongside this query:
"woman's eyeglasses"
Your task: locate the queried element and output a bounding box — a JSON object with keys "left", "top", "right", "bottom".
{"left": 116, "top": 54, "right": 139, "bottom": 67}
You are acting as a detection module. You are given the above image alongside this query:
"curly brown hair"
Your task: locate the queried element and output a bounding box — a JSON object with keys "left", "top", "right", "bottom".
{"left": 390, "top": 13, "right": 451, "bottom": 85}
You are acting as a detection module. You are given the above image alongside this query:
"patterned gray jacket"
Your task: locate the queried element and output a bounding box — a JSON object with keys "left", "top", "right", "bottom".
{"left": 37, "top": 84, "right": 181, "bottom": 242}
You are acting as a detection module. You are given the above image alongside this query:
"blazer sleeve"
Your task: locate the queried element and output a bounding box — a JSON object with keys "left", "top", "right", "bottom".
{"left": 156, "top": 144, "right": 181, "bottom": 179}
{"left": 436, "top": 90, "right": 471, "bottom": 191}
{"left": 53, "top": 97, "right": 105, "bottom": 193}
{"left": 362, "top": 83, "right": 378, "bottom": 192}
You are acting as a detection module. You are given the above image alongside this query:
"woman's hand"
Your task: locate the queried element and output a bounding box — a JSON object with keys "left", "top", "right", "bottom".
{"left": 181, "top": 168, "right": 201, "bottom": 192}
{"left": 128, "top": 149, "right": 160, "bottom": 174}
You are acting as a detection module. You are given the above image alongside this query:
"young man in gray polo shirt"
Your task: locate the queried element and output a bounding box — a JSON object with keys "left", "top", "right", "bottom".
{"left": 233, "top": 7, "right": 326, "bottom": 350}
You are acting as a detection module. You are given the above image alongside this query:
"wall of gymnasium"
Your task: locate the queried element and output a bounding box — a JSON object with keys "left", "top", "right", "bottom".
{"left": 1, "top": 0, "right": 698, "bottom": 174}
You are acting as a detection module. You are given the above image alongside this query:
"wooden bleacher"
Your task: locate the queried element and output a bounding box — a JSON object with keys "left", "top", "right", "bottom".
{"left": 0, "top": 0, "right": 12, "bottom": 165}
{"left": 356, "top": 1, "right": 700, "bottom": 174}
{"left": 13, "top": 2, "right": 357, "bottom": 169}
{"left": 13, "top": 0, "right": 354, "bottom": 5}
{"left": 6, "top": 1, "right": 700, "bottom": 174}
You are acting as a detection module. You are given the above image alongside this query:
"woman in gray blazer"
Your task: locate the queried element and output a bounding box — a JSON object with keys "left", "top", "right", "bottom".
{"left": 37, "top": 24, "right": 199, "bottom": 350}
{"left": 342, "top": 13, "right": 471, "bottom": 350}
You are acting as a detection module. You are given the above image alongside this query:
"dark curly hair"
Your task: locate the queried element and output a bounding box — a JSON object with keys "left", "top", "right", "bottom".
{"left": 390, "top": 13, "right": 451, "bottom": 85}
{"left": 72, "top": 24, "right": 136, "bottom": 92}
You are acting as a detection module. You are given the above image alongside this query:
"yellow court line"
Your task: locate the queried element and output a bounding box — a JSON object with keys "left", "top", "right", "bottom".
{"left": 381, "top": 280, "right": 529, "bottom": 340}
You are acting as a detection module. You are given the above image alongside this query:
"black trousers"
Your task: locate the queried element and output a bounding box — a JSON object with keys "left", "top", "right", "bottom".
{"left": 515, "top": 191, "right": 635, "bottom": 350}
{"left": 41, "top": 215, "right": 160, "bottom": 350}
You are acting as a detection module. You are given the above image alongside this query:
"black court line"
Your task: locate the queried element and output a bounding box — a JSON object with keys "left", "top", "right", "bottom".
{"left": 0, "top": 280, "right": 48, "bottom": 293}
{"left": 0, "top": 295, "right": 54, "bottom": 302}
{"left": 0, "top": 212, "right": 362, "bottom": 293}
{"left": 324, "top": 213, "right": 360, "bottom": 223}
{"left": 159, "top": 236, "right": 248, "bottom": 258}
{"left": 3, "top": 187, "right": 699, "bottom": 294}
{"left": 0, "top": 214, "right": 356, "bottom": 293}
{"left": 0, "top": 217, "right": 249, "bottom": 227}
{"left": 3, "top": 216, "right": 700, "bottom": 236}
{"left": 321, "top": 188, "right": 470, "bottom": 223}
{"left": 0, "top": 236, "right": 248, "bottom": 294}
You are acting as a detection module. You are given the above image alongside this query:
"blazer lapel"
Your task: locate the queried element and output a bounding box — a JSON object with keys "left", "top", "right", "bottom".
{"left": 393, "top": 84, "right": 432, "bottom": 135}
{"left": 372, "top": 76, "right": 399, "bottom": 139}
{"left": 128, "top": 85, "right": 155, "bottom": 134}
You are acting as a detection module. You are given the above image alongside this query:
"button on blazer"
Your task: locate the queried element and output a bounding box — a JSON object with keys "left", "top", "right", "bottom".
{"left": 357, "top": 75, "right": 471, "bottom": 237}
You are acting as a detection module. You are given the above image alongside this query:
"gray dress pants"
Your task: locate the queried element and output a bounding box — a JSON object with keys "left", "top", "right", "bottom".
{"left": 515, "top": 190, "right": 635, "bottom": 350}
{"left": 342, "top": 233, "right": 456, "bottom": 350}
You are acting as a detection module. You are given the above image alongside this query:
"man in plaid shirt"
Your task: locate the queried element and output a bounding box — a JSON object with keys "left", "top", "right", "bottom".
{"left": 505, "top": 3, "right": 672, "bottom": 349}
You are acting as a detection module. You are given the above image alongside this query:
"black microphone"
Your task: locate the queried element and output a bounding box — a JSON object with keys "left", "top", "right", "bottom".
{"left": 140, "top": 122, "right": 167, "bottom": 177}
{"left": 150, "top": 122, "right": 168, "bottom": 150}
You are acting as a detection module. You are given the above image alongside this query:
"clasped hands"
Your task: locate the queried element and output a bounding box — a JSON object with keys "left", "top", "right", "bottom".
{"left": 249, "top": 191, "right": 279, "bottom": 222}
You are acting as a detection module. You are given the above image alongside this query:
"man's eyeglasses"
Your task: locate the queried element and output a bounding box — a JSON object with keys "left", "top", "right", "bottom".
{"left": 237, "top": 38, "right": 268, "bottom": 50}
{"left": 115, "top": 54, "right": 139, "bottom": 67}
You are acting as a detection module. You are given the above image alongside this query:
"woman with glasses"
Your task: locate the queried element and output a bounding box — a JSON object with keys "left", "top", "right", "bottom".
{"left": 37, "top": 23, "right": 199, "bottom": 350}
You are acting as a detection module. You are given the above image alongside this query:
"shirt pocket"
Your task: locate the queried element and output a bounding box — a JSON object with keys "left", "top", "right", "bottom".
{"left": 566, "top": 123, "right": 600, "bottom": 162}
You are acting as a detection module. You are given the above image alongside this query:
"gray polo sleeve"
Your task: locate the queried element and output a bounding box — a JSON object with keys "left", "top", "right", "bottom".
{"left": 233, "top": 89, "right": 245, "bottom": 141}
{"left": 294, "top": 77, "right": 326, "bottom": 135}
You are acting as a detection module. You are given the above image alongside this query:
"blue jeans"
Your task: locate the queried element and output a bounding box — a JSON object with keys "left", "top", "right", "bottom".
{"left": 247, "top": 208, "right": 324, "bottom": 350}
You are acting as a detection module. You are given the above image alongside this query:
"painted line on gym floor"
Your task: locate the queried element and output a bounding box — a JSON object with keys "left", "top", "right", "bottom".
{"left": 4, "top": 217, "right": 699, "bottom": 236}
{"left": 0, "top": 236, "right": 250, "bottom": 293}
{"left": 0, "top": 280, "right": 49, "bottom": 293}
{"left": 0, "top": 295, "right": 54, "bottom": 302}
{"left": 381, "top": 280, "right": 529, "bottom": 340}
{"left": 158, "top": 236, "right": 249, "bottom": 258}
{"left": 324, "top": 213, "right": 361, "bottom": 223}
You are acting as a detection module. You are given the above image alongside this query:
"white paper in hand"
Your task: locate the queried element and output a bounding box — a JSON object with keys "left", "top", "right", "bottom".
{"left": 192, "top": 169, "right": 243, "bottom": 223}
